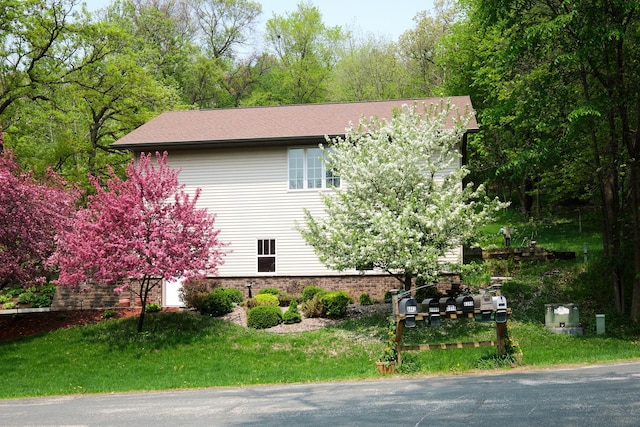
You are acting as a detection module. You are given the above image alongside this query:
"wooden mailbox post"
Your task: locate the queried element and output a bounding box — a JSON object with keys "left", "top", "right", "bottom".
{"left": 391, "top": 290, "right": 509, "bottom": 364}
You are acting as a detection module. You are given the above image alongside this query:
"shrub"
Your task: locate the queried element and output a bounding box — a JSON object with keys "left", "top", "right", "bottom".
{"left": 258, "top": 287, "right": 279, "bottom": 296}
{"left": 179, "top": 277, "right": 213, "bottom": 309}
{"left": 245, "top": 297, "right": 259, "bottom": 309}
{"left": 359, "top": 293, "right": 373, "bottom": 305}
{"left": 3, "top": 302, "right": 16, "bottom": 310}
{"left": 247, "top": 305, "right": 282, "bottom": 329}
{"left": 17, "top": 289, "right": 35, "bottom": 305}
{"left": 223, "top": 288, "right": 244, "bottom": 304}
{"left": 7, "top": 288, "right": 23, "bottom": 298}
{"left": 283, "top": 300, "right": 302, "bottom": 324}
{"left": 199, "top": 288, "right": 233, "bottom": 317}
{"left": 414, "top": 284, "right": 441, "bottom": 302}
{"left": 321, "top": 291, "right": 352, "bottom": 318}
{"left": 301, "top": 294, "right": 325, "bottom": 318}
{"left": 0, "top": 295, "right": 9, "bottom": 304}
{"left": 254, "top": 293, "right": 279, "bottom": 306}
{"left": 146, "top": 303, "right": 162, "bottom": 312}
{"left": 383, "top": 290, "right": 392, "bottom": 303}
{"left": 302, "top": 286, "right": 326, "bottom": 302}
{"left": 101, "top": 309, "right": 116, "bottom": 318}
{"left": 277, "top": 291, "right": 302, "bottom": 307}
{"left": 189, "top": 292, "right": 209, "bottom": 311}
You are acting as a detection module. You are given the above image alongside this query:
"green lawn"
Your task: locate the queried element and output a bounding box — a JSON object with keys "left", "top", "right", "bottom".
{"left": 1, "top": 309, "right": 639, "bottom": 399}
{"left": 2, "top": 208, "right": 639, "bottom": 399}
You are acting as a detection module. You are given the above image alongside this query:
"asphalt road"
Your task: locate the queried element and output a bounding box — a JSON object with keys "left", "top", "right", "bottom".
{"left": 1, "top": 361, "right": 639, "bottom": 426}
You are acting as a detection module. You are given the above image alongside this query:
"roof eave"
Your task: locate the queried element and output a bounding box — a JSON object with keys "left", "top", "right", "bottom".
{"left": 111, "top": 135, "right": 337, "bottom": 152}
{"left": 112, "top": 127, "right": 479, "bottom": 152}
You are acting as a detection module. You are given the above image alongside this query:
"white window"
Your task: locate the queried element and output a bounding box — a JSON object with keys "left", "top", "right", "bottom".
{"left": 257, "top": 239, "right": 276, "bottom": 273}
{"left": 288, "top": 148, "right": 340, "bottom": 190}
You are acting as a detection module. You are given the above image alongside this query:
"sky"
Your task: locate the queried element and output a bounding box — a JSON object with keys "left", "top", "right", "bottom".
{"left": 82, "top": 0, "right": 435, "bottom": 41}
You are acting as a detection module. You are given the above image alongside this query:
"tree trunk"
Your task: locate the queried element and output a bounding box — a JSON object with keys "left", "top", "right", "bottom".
{"left": 627, "top": 131, "right": 640, "bottom": 321}
{"left": 403, "top": 273, "right": 412, "bottom": 292}
{"left": 601, "top": 163, "right": 624, "bottom": 313}
{"left": 136, "top": 277, "right": 148, "bottom": 333}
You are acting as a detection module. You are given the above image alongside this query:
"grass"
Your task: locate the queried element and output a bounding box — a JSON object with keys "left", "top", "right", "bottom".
{"left": 1, "top": 208, "right": 639, "bottom": 399}
{"left": 1, "top": 308, "right": 639, "bottom": 399}
{"left": 0, "top": 312, "right": 380, "bottom": 398}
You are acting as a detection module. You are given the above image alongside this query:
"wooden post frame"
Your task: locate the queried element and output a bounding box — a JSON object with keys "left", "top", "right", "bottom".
{"left": 393, "top": 310, "right": 510, "bottom": 361}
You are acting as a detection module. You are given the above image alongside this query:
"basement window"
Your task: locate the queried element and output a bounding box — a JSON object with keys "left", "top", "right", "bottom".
{"left": 257, "top": 239, "right": 276, "bottom": 273}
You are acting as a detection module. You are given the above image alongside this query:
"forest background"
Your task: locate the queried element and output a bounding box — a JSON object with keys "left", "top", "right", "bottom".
{"left": 1, "top": 0, "right": 639, "bottom": 322}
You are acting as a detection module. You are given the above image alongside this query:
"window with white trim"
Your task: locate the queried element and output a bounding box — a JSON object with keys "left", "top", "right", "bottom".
{"left": 288, "top": 148, "right": 340, "bottom": 190}
{"left": 257, "top": 239, "right": 276, "bottom": 273}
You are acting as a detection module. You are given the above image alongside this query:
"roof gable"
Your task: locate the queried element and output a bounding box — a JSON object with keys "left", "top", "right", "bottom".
{"left": 112, "top": 96, "right": 477, "bottom": 150}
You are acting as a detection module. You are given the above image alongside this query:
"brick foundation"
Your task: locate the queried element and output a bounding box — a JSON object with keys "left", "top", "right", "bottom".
{"left": 51, "top": 283, "right": 162, "bottom": 311}
{"left": 187, "top": 273, "right": 463, "bottom": 302}
{"left": 211, "top": 275, "right": 400, "bottom": 301}
{"left": 51, "top": 274, "right": 463, "bottom": 310}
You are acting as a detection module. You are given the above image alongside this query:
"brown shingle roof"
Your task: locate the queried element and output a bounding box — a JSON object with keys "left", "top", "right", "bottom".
{"left": 112, "top": 97, "right": 477, "bottom": 150}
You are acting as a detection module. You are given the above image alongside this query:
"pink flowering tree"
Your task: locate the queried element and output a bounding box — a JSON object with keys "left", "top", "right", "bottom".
{"left": 52, "top": 152, "right": 226, "bottom": 332}
{"left": 0, "top": 149, "right": 77, "bottom": 288}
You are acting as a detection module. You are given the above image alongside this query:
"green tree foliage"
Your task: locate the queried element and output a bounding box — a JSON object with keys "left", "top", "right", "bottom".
{"left": 191, "top": 0, "right": 262, "bottom": 59}
{"left": 445, "top": 0, "right": 640, "bottom": 319}
{"left": 6, "top": 11, "right": 184, "bottom": 190}
{"left": 263, "top": 2, "right": 345, "bottom": 104}
{"left": 299, "top": 102, "right": 506, "bottom": 290}
{"left": 329, "top": 34, "right": 410, "bottom": 101}
{"left": 397, "top": 0, "right": 460, "bottom": 97}
{"left": 0, "top": 0, "right": 87, "bottom": 119}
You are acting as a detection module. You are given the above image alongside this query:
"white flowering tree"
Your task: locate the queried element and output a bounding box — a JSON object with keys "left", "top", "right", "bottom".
{"left": 299, "top": 102, "right": 506, "bottom": 291}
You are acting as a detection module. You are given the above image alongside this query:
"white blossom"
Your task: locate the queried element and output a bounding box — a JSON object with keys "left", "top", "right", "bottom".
{"left": 298, "top": 101, "right": 508, "bottom": 289}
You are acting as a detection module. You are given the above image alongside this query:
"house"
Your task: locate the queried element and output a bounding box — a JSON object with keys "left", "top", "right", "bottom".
{"left": 111, "top": 97, "right": 478, "bottom": 306}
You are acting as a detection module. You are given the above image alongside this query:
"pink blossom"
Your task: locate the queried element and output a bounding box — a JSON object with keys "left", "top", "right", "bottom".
{"left": 0, "top": 149, "right": 77, "bottom": 287}
{"left": 52, "top": 152, "right": 226, "bottom": 331}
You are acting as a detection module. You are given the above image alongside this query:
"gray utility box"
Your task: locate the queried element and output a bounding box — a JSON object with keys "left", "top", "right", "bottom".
{"left": 545, "top": 303, "right": 583, "bottom": 335}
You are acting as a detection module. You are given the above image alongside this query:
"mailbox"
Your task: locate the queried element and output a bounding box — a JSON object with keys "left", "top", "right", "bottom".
{"left": 439, "top": 296, "right": 457, "bottom": 315}
{"left": 456, "top": 295, "right": 475, "bottom": 314}
{"left": 492, "top": 296, "right": 508, "bottom": 323}
{"left": 473, "top": 293, "right": 493, "bottom": 322}
{"left": 399, "top": 297, "right": 418, "bottom": 328}
{"left": 422, "top": 298, "right": 441, "bottom": 327}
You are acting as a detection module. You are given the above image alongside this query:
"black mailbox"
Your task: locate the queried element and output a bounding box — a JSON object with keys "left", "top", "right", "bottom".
{"left": 399, "top": 297, "right": 418, "bottom": 328}
{"left": 456, "top": 295, "right": 475, "bottom": 314}
{"left": 422, "top": 298, "right": 441, "bottom": 327}
{"left": 439, "top": 296, "right": 457, "bottom": 315}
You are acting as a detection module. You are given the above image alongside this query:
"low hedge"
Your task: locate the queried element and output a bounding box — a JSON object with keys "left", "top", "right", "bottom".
{"left": 301, "top": 294, "right": 325, "bottom": 318}
{"left": 283, "top": 300, "right": 302, "bottom": 324}
{"left": 254, "top": 293, "right": 279, "bottom": 306}
{"left": 223, "top": 288, "right": 244, "bottom": 304}
{"left": 302, "top": 286, "right": 326, "bottom": 302}
{"left": 200, "top": 288, "right": 233, "bottom": 317}
{"left": 321, "top": 290, "right": 352, "bottom": 318}
{"left": 247, "top": 305, "right": 283, "bottom": 329}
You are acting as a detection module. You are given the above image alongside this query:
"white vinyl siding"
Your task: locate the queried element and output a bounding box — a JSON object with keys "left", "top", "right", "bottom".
{"left": 166, "top": 146, "right": 339, "bottom": 277}
{"left": 164, "top": 145, "right": 462, "bottom": 278}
